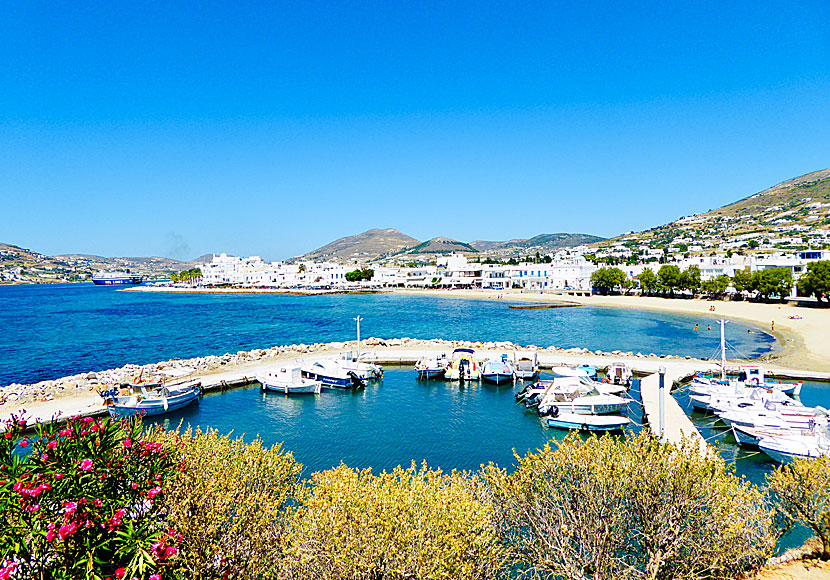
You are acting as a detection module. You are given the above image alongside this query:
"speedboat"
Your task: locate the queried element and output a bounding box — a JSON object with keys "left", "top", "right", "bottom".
{"left": 337, "top": 351, "right": 383, "bottom": 381}
{"left": 545, "top": 408, "right": 630, "bottom": 432}
{"left": 517, "top": 376, "right": 626, "bottom": 407}
{"left": 549, "top": 366, "right": 590, "bottom": 378}
{"left": 415, "top": 353, "right": 449, "bottom": 379}
{"left": 690, "top": 387, "right": 796, "bottom": 413}
{"left": 606, "top": 362, "right": 633, "bottom": 387}
{"left": 444, "top": 348, "right": 480, "bottom": 382}
{"left": 692, "top": 367, "right": 802, "bottom": 396}
{"left": 480, "top": 355, "right": 515, "bottom": 384}
{"left": 258, "top": 366, "right": 321, "bottom": 395}
{"left": 301, "top": 359, "right": 365, "bottom": 390}
{"left": 719, "top": 404, "right": 828, "bottom": 431}
{"left": 513, "top": 351, "right": 539, "bottom": 381}
{"left": 104, "top": 380, "right": 201, "bottom": 418}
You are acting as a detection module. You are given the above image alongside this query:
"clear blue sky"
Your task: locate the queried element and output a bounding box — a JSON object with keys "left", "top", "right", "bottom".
{"left": 1, "top": 1, "right": 828, "bottom": 261}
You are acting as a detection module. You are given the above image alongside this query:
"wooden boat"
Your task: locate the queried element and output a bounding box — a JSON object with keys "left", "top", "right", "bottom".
{"left": 258, "top": 366, "right": 321, "bottom": 394}
{"left": 104, "top": 380, "right": 201, "bottom": 418}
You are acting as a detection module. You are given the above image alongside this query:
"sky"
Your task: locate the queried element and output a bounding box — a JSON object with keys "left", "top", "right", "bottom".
{"left": 1, "top": 2, "right": 829, "bottom": 261}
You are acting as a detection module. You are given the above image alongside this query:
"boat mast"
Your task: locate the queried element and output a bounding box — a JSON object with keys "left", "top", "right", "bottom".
{"left": 354, "top": 315, "right": 363, "bottom": 361}
{"left": 719, "top": 319, "right": 727, "bottom": 381}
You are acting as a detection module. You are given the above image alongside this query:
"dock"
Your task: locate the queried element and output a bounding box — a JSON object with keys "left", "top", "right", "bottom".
{"left": 639, "top": 365, "right": 709, "bottom": 453}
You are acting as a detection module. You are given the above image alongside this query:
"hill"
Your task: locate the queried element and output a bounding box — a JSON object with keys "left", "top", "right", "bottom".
{"left": 299, "top": 228, "right": 420, "bottom": 262}
{"left": 593, "top": 169, "right": 830, "bottom": 256}
{"left": 0, "top": 242, "right": 208, "bottom": 284}
{"left": 471, "top": 233, "right": 606, "bottom": 255}
{"left": 398, "top": 237, "right": 479, "bottom": 256}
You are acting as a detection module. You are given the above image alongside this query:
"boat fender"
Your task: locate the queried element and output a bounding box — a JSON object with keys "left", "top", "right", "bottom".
{"left": 601, "top": 378, "right": 610, "bottom": 384}
{"left": 548, "top": 406, "right": 560, "bottom": 418}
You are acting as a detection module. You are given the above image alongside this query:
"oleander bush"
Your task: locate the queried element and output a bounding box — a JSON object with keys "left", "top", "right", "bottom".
{"left": 767, "top": 456, "right": 830, "bottom": 559}
{"left": 281, "top": 463, "right": 508, "bottom": 580}
{"left": 148, "top": 426, "right": 303, "bottom": 580}
{"left": 0, "top": 414, "right": 179, "bottom": 580}
{"left": 484, "top": 432, "right": 776, "bottom": 580}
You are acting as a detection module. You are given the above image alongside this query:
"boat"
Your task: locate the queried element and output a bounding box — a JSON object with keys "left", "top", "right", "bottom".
{"left": 535, "top": 379, "right": 630, "bottom": 415}
{"left": 690, "top": 387, "right": 796, "bottom": 414}
{"left": 444, "top": 348, "right": 480, "bottom": 382}
{"left": 92, "top": 270, "right": 144, "bottom": 285}
{"left": 576, "top": 364, "right": 598, "bottom": 380}
{"left": 545, "top": 407, "right": 630, "bottom": 432}
{"left": 258, "top": 366, "right": 321, "bottom": 394}
{"left": 718, "top": 404, "right": 828, "bottom": 431}
{"left": 337, "top": 351, "right": 383, "bottom": 381}
{"left": 730, "top": 423, "right": 825, "bottom": 448}
{"left": 480, "top": 355, "right": 515, "bottom": 384}
{"left": 415, "top": 353, "right": 449, "bottom": 379}
{"left": 516, "top": 376, "right": 626, "bottom": 407}
{"left": 301, "top": 359, "right": 365, "bottom": 389}
{"left": 550, "top": 366, "right": 590, "bottom": 378}
{"left": 758, "top": 426, "right": 830, "bottom": 462}
{"left": 513, "top": 351, "right": 539, "bottom": 381}
{"left": 103, "top": 380, "right": 201, "bottom": 418}
{"left": 606, "top": 362, "right": 633, "bottom": 387}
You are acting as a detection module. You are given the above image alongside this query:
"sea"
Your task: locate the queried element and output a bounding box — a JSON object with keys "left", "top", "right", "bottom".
{"left": 2, "top": 283, "right": 825, "bottom": 549}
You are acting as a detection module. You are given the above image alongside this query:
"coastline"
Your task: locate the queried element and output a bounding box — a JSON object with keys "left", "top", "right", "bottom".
{"left": 389, "top": 288, "right": 829, "bottom": 372}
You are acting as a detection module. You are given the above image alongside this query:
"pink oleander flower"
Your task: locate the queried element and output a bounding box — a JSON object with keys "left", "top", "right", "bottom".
{"left": 122, "top": 438, "right": 132, "bottom": 448}
{"left": 57, "top": 522, "right": 78, "bottom": 541}
{"left": 115, "top": 568, "right": 126, "bottom": 579}
{"left": 54, "top": 472, "right": 64, "bottom": 481}
{"left": 0, "top": 561, "right": 18, "bottom": 580}
{"left": 46, "top": 440, "right": 57, "bottom": 450}
{"left": 79, "top": 459, "right": 93, "bottom": 471}
{"left": 149, "top": 574, "right": 161, "bottom": 580}
{"left": 147, "top": 486, "right": 161, "bottom": 499}
{"left": 63, "top": 501, "right": 78, "bottom": 515}
{"left": 130, "top": 482, "right": 138, "bottom": 490}
{"left": 19, "top": 438, "right": 28, "bottom": 448}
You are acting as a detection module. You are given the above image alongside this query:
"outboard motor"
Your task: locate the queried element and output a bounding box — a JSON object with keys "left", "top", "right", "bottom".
{"left": 348, "top": 371, "right": 365, "bottom": 390}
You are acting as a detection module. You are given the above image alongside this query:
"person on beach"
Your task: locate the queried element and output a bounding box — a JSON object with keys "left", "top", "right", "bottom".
{"left": 771, "top": 321, "right": 775, "bottom": 332}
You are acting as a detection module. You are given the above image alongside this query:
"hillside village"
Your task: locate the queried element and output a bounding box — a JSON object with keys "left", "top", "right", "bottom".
{"left": 5, "top": 170, "right": 830, "bottom": 297}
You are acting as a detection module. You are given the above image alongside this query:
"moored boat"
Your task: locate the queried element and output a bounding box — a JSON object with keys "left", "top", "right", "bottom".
{"left": 758, "top": 427, "right": 830, "bottom": 462}
{"left": 480, "top": 355, "right": 515, "bottom": 384}
{"left": 301, "top": 359, "right": 365, "bottom": 389}
{"left": 104, "top": 380, "right": 201, "bottom": 418}
{"left": 545, "top": 408, "right": 630, "bottom": 432}
{"left": 606, "top": 362, "right": 633, "bottom": 387}
{"left": 415, "top": 353, "right": 449, "bottom": 379}
{"left": 444, "top": 348, "right": 480, "bottom": 382}
{"left": 258, "top": 366, "right": 321, "bottom": 394}
{"left": 513, "top": 351, "right": 539, "bottom": 381}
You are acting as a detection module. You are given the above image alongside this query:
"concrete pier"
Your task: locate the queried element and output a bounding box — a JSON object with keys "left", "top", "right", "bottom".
{"left": 639, "top": 365, "right": 709, "bottom": 453}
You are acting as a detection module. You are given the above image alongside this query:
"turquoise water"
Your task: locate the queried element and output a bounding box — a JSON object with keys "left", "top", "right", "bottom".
{"left": 0, "top": 283, "right": 775, "bottom": 387}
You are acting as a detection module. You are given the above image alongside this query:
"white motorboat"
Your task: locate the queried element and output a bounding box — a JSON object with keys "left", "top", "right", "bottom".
{"left": 719, "top": 405, "right": 828, "bottom": 431}
{"left": 444, "top": 348, "right": 480, "bottom": 382}
{"left": 517, "top": 376, "right": 626, "bottom": 407}
{"left": 258, "top": 366, "right": 321, "bottom": 395}
{"left": 337, "top": 351, "right": 383, "bottom": 381}
{"left": 301, "top": 359, "right": 365, "bottom": 389}
{"left": 606, "top": 362, "right": 633, "bottom": 387}
{"left": 690, "top": 387, "right": 796, "bottom": 413}
{"left": 480, "top": 355, "right": 515, "bottom": 384}
{"left": 415, "top": 353, "right": 449, "bottom": 379}
{"left": 513, "top": 351, "right": 539, "bottom": 381}
{"left": 545, "top": 407, "right": 629, "bottom": 432}
{"left": 758, "top": 426, "right": 830, "bottom": 463}
{"left": 549, "top": 366, "right": 590, "bottom": 378}
{"left": 536, "top": 381, "right": 630, "bottom": 416}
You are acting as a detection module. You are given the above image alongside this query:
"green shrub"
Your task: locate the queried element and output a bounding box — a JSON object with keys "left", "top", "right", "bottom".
{"left": 283, "top": 463, "right": 507, "bottom": 580}
{"left": 485, "top": 432, "right": 775, "bottom": 580}
{"left": 767, "top": 456, "right": 830, "bottom": 559}
{"left": 148, "top": 426, "right": 303, "bottom": 580}
{"left": 0, "top": 414, "right": 179, "bottom": 580}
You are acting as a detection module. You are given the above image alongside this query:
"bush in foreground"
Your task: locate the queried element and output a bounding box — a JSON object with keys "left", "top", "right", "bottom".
{"left": 485, "top": 432, "right": 776, "bottom": 580}
{"left": 149, "top": 426, "right": 303, "bottom": 580}
{"left": 282, "top": 463, "right": 507, "bottom": 580}
{"left": 767, "top": 456, "right": 830, "bottom": 559}
{"left": 0, "top": 414, "right": 178, "bottom": 580}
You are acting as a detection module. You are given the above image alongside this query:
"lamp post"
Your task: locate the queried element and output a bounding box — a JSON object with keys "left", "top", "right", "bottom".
{"left": 658, "top": 366, "right": 666, "bottom": 441}
{"left": 354, "top": 315, "right": 363, "bottom": 361}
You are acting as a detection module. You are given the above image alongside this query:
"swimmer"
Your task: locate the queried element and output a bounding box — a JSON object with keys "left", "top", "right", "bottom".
{"left": 694, "top": 324, "right": 699, "bottom": 331}
{"left": 707, "top": 325, "right": 711, "bottom": 331}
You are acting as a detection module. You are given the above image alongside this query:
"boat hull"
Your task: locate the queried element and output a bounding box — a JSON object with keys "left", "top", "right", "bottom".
{"left": 546, "top": 414, "right": 629, "bottom": 432}
{"left": 481, "top": 372, "right": 514, "bottom": 384}
{"left": 261, "top": 381, "right": 320, "bottom": 394}
{"left": 92, "top": 277, "right": 143, "bottom": 285}
{"left": 107, "top": 389, "right": 200, "bottom": 418}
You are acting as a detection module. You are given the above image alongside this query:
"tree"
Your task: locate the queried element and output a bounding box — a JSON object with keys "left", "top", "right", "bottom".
{"left": 753, "top": 267, "right": 793, "bottom": 300}
{"left": 680, "top": 265, "right": 701, "bottom": 293}
{"left": 657, "top": 264, "right": 682, "bottom": 296}
{"left": 345, "top": 268, "right": 375, "bottom": 282}
{"left": 797, "top": 260, "right": 830, "bottom": 303}
{"left": 638, "top": 267, "right": 658, "bottom": 295}
{"left": 702, "top": 275, "right": 730, "bottom": 297}
{"left": 731, "top": 269, "right": 754, "bottom": 293}
{"left": 590, "top": 267, "right": 626, "bottom": 295}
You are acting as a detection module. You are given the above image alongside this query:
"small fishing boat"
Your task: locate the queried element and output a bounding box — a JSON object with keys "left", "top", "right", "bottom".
{"left": 444, "top": 348, "right": 480, "bottom": 382}
{"left": 516, "top": 376, "right": 626, "bottom": 407}
{"left": 513, "top": 351, "right": 539, "bottom": 381}
{"left": 535, "top": 379, "right": 630, "bottom": 415}
{"left": 415, "top": 353, "right": 449, "bottom": 379}
{"left": 545, "top": 408, "right": 630, "bottom": 432}
{"left": 481, "top": 355, "right": 515, "bottom": 384}
{"left": 258, "top": 366, "right": 321, "bottom": 394}
{"left": 606, "top": 362, "right": 633, "bottom": 387}
{"left": 301, "top": 359, "right": 365, "bottom": 389}
{"left": 103, "top": 380, "right": 201, "bottom": 418}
